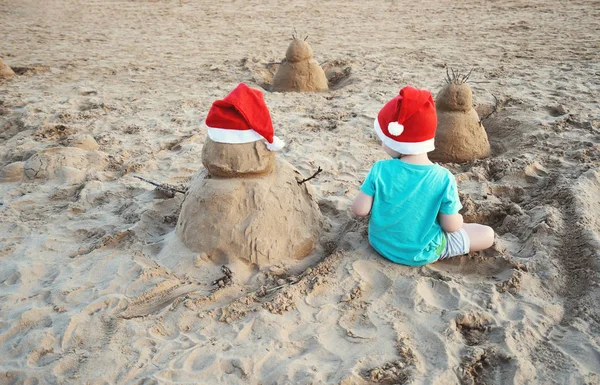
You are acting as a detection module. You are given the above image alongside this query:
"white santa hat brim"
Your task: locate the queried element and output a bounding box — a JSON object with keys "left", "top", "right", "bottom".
{"left": 374, "top": 119, "right": 435, "bottom": 154}
{"left": 266, "top": 136, "right": 285, "bottom": 151}
{"left": 207, "top": 126, "right": 285, "bottom": 151}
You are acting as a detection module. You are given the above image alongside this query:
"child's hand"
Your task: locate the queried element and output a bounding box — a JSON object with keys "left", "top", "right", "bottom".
{"left": 352, "top": 192, "right": 373, "bottom": 216}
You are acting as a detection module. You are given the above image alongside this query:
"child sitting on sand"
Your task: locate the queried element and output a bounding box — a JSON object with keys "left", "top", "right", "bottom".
{"left": 352, "top": 86, "right": 494, "bottom": 266}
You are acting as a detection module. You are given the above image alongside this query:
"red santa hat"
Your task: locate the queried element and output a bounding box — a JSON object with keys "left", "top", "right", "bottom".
{"left": 205, "top": 83, "right": 285, "bottom": 151}
{"left": 374, "top": 86, "right": 437, "bottom": 154}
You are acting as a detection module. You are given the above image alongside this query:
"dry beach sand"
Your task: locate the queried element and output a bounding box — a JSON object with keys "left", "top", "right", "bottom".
{"left": 1, "top": 0, "right": 600, "bottom": 384}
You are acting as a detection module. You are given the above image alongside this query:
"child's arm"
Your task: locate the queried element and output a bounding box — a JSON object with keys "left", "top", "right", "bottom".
{"left": 352, "top": 192, "right": 373, "bottom": 216}
{"left": 438, "top": 212, "right": 464, "bottom": 233}
{"left": 438, "top": 171, "right": 463, "bottom": 232}
{"left": 354, "top": 162, "right": 378, "bottom": 216}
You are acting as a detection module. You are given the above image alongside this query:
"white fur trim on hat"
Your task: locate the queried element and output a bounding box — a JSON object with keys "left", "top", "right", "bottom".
{"left": 374, "top": 119, "right": 435, "bottom": 154}
{"left": 207, "top": 126, "right": 285, "bottom": 151}
{"left": 207, "top": 126, "right": 264, "bottom": 143}
{"left": 266, "top": 135, "right": 285, "bottom": 151}
{"left": 388, "top": 122, "right": 404, "bottom": 136}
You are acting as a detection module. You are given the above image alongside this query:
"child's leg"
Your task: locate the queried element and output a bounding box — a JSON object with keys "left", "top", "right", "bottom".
{"left": 437, "top": 224, "right": 495, "bottom": 261}
{"left": 463, "top": 223, "right": 495, "bottom": 252}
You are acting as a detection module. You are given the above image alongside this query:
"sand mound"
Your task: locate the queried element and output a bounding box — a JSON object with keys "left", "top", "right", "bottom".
{"left": 272, "top": 38, "right": 328, "bottom": 92}
{"left": 431, "top": 80, "right": 491, "bottom": 163}
{"left": 202, "top": 138, "right": 275, "bottom": 178}
{"left": 176, "top": 159, "right": 323, "bottom": 266}
{"left": 64, "top": 134, "right": 100, "bottom": 151}
{"left": 0, "top": 161, "right": 25, "bottom": 182}
{"left": 21, "top": 147, "right": 108, "bottom": 183}
{"left": 0, "top": 57, "right": 16, "bottom": 79}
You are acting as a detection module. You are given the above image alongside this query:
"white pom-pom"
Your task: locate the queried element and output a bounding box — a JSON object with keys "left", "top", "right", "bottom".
{"left": 388, "top": 122, "right": 404, "bottom": 136}
{"left": 266, "top": 135, "right": 285, "bottom": 151}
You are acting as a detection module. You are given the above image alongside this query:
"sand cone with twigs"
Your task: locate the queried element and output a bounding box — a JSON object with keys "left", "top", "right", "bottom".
{"left": 176, "top": 84, "right": 323, "bottom": 267}
{"left": 272, "top": 35, "right": 328, "bottom": 92}
{"left": 430, "top": 69, "right": 491, "bottom": 163}
{"left": 0, "top": 57, "right": 16, "bottom": 79}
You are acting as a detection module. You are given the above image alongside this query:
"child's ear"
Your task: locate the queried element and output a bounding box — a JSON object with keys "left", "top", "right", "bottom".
{"left": 382, "top": 144, "right": 401, "bottom": 159}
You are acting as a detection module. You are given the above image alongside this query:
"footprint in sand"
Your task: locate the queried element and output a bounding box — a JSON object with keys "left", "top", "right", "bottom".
{"left": 415, "top": 279, "right": 460, "bottom": 310}
{"left": 351, "top": 260, "right": 393, "bottom": 300}
{"left": 454, "top": 311, "right": 495, "bottom": 346}
{"left": 148, "top": 321, "right": 181, "bottom": 341}
{"left": 61, "top": 298, "right": 121, "bottom": 351}
{"left": 427, "top": 255, "right": 516, "bottom": 282}
{"left": 334, "top": 261, "right": 391, "bottom": 343}
{"left": 523, "top": 161, "right": 549, "bottom": 183}
{"left": 1, "top": 269, "right": 21, "bottom": 285}
{"left": 27, "top": 338, "right": 61, "bottom": 368}
{"left": 0, "top": 308, "right": 53, "bottom": 346}
{"left": 547, "top": 325, "right": 600, "bottom": 375}
{"left": 180, "top": 348, "right": 217, "bottom": 372}
{"left": 338, "top": 306, "right": 378, "bottom": 341}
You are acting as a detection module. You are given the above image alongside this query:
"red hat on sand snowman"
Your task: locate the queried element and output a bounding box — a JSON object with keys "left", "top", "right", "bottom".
{"left": 205, "top": 83, "right": 285, "bottom": 151}
{"left": 374, "top": 86, "right": 437, "bottom": 154}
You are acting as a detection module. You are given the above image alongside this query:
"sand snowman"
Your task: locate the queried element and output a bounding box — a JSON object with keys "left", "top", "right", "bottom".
{"left": 176, "top": 84, "right": 323, "bottom": 267}
{"left": 272, "top": 37, "right": 328, "bottom": 92}
{"left": 0, "top": 57, "right": 16, "bottom": 79}
{"left": 430, "top": 72, "right": 491, "bottom": 163}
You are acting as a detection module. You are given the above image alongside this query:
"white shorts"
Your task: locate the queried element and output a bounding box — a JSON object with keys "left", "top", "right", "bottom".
{"left": 438, "top": 228, "right": 470, "bottom": 260}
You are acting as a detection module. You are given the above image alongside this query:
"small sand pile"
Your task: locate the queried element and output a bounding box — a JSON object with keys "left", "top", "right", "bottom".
{"left": 0, "top": 57, "right": 16, "bottom": 79}
{"left": 431, "top": 70, "right": 491, "bottom": 163}
{"left": 176, "top": 84, "right": 323, "bottom": 267}
{"left": 1, "top": 144, "right": 107, "bottom": 184}
{"left": 272, "top": 37, "right": 328, "bottom": 92}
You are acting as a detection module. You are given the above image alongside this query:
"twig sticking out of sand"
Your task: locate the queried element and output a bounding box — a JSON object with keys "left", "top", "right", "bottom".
{"left": 118, "top": 279, "right": 206, "bottom": 319}
{"left": 479, "top": 94, "right": 499, "bottom": 125}
{"left": 133, "top": 175, "right": 186, "bottom": 194}
{"left": 291, "top": 28, "right": 308, "bottom": 42}
{"left": 248, "top": 253, "right": 334, "bottom": 298}
{"left": 250, "top": 275, "right": 301, "bottom": 297}
{"left": 297, "top": 166, "right": 323, "bottom": 185}
{"left": 212, "top": 265, "right": 234, "bottom": 289}
{"left": 445, "top": 67, "right": 474, "bottom": 85}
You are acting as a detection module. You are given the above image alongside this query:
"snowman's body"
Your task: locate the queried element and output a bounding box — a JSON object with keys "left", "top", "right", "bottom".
{"left": 0, "top": 58, "right": 15, "bottom": 79}
{"left": 430, "top": 83, "right": 490, "bottom": 163}
{"left": 176, "top": 139, "right": 322, "bottom": 266}
{"left": 272, "top": 39, "right": 328, "bottom": 92}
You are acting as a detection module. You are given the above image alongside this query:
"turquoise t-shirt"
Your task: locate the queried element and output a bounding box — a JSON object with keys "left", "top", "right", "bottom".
{"left": 360, "top": 159, "right": 462, "bottom": 266}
